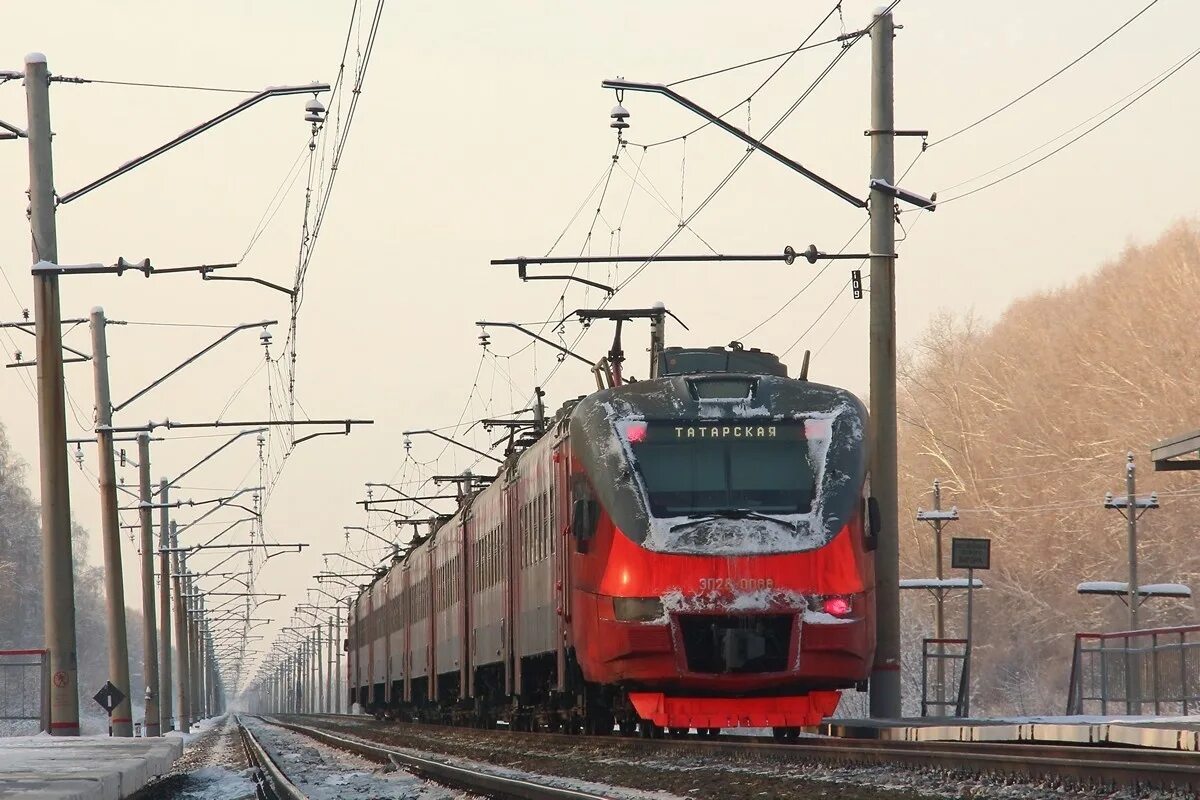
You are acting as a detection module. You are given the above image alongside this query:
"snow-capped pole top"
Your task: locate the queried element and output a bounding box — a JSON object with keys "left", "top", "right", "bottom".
{"left": 25, "top": 52, "right": 47, "bottom": 65}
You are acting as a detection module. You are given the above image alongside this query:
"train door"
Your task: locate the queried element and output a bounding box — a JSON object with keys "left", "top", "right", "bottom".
{"left": 459, "top": 511, "right": 471, "bottom": 700}
{"left": 383, "top": 573, "right": 393, "bottom": 704}
{"left": 503, "top": 459, "right": 519, "bottom": 698}
{"left": 553, "top": 432, "right": 571, "bottom": 691}
{"left": 427, "top": 544, "right": 437, "bottom": 703}
{"left": 402, "top": 561, "right": 412, "bottom": 704}
{"left": 362, "top": 592, "right": 372, "bottom": 705}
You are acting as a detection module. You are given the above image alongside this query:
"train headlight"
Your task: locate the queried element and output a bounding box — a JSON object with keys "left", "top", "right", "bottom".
{"left": 823, "top": 596, "right": 853, "bottom": 617}
{"left": 807, "top": 594, "right": 855, "bottom": 619}
{"left": 613, "top": 596, "right": 664, "bottom": 622}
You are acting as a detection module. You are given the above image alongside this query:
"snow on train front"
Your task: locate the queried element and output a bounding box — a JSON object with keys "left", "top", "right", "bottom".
{"left": 567, "top": 346, "right": 875, "bottom": 731}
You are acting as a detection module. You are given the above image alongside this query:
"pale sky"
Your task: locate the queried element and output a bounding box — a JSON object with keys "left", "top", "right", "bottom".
{"left": 2, "top": 1, "right": 1197, "bottom": 694}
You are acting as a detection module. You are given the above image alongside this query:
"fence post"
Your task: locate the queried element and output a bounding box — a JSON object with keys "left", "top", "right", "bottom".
{"left": 1066, "top": 636, "right": 1080, "bottom": 715}
{"left": 1099, "top": 637, "right": 1109, "bottom": 716}
{"left": 921, "top": 639, "right": 929, "bottom": 717}
{"left": 40, "top": 647, "right": 50, "bottom": 734}
{"left": 1151, "top": 631, "right": 1160, "bottom": 715}
{"left": 1181, "top": 630, "right": 1189, "bottom": 716}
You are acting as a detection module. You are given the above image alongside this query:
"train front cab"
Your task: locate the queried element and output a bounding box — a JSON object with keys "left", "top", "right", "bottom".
{"left": 568, "top": 362, "right": 874, "bottom": 731}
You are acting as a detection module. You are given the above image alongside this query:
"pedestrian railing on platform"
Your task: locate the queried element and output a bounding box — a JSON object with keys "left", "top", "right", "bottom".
{"left": 1066, "top": 625, "right": 1200, "bottom": 715}
{"left": 921, "top": 637, "right": 968, "bottom": 717}
{"left": 0, "top": 649, "right": 50, "bottom": 735}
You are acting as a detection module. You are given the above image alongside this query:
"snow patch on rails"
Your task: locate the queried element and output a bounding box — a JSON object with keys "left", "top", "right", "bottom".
{"left": 251, "top": 715, "right": 684, "bottom": 800}
{"left": 234, "top": 715, "right": 467, "bottom": 799}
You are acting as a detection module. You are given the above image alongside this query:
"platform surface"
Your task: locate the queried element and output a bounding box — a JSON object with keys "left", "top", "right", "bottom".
{"left": 823, "top": 715, "right": 1200, "bottom": 751}
{"left": 0, "top": 734, "right": 182, "bottom": 800}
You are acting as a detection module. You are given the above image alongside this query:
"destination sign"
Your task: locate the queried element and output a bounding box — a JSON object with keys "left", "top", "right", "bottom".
{"left": 625, "top": 420, "right": 807, "bottom": 444}
{"left": 672, "top": 424, "right": 782, "bottom": 440}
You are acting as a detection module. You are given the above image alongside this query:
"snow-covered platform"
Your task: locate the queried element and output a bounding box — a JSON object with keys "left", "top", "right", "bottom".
{"left": 0, "top": 734, "right": 181, "bottom": 799}
{"left": 822, "top": 715, "right": 1200, "bottom": 751}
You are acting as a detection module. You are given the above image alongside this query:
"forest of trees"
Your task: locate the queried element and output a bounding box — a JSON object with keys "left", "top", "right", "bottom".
{"left": 895, "top": 222, "right": 1200, "bottom": 714}
{"left": 0, "top": 427, "right": 146, "bottom": 732}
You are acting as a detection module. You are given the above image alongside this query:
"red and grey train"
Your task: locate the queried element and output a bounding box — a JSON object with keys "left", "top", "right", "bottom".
{"left": 347, "top": 343, "right": 876, "bottom": 735}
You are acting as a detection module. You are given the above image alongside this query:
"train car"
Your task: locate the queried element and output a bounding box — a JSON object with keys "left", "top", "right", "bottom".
{"left": 348, "top": 341, "right": 875, "bottom": 736}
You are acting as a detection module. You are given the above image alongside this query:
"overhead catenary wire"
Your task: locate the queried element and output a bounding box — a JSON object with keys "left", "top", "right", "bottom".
{"left": 781, "top": 276, "right": 852, "bottom": 357}
{"left": 529, "top": 3, "right": 898, "bottom": 400}
{"left": 739, "top": 217, "right": 869, "bottom": 340}
{"left": 921, "top": 44, "right": 1200, "bottom": 209}
{"left": 927, "top": 0, "right": 1163, "bottom": 149}
{"left": 625, "top": 1, "right": 845, "bottom": 150}
{"left": 666, "top": 34, "right": 846, "bottom": 88}
{"left": 54, "top": 77, "right": 258, "bottom": 94}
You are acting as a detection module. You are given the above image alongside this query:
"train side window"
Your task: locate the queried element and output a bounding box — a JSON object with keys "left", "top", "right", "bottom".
{"left": 537, "top": 494, "right": 547, "bottom": 563}
{"left": 542, "top": 492, "right": 549, "bottom": 560}
{"left": 538, "top": 493, "right": 546, "bottom": 561}
{"left": 549, "top": 489, "right": 556, "bottom": 555}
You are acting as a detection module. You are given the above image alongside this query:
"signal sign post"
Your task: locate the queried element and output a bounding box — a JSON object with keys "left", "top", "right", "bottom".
{"left": 93, "top": 680, "right": 126, "bottom": 736}
{"left": 951, "top": 537, "right": 990, "bottom": 717}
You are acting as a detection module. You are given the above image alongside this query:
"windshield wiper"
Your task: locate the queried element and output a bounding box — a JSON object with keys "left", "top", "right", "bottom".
{"left": 669, "top": 509, "right": 796, "bottom": 533}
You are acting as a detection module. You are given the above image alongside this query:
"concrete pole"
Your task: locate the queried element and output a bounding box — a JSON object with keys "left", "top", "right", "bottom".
{"left": 867, "top": 8, "right": 902, "bottom": 719}
{"left": 335, "top": 611, "right": 343, "bottom": 712}
{"left": 307, "top": 636, "right": 314, "bottom": 713}
{"left": 89, "top": 308, "right": 133, "bottom": 737}
{"left": 315, "top": 628, "right": 324, "bottom": 713}
{"left": 25, "top": 51, "right": 80, "bottom": 737}
{"left": 932, "top": 480, "right": 946, "bottom": 709}
{"left": 1125, "top": 452, "right": 1141, "bottom": 714}
{"left": 205, "top": 632, "right": 214, "bottom": 716}
{"left": 198, "top": 616, "right": 208, "bottom": 718}
{"left": 188, "top": 585, "right": 200, "bottom": 722}
{"left": 1126, "top": 453, "right": 1139, "bottom": 633}
{"left": 172, "top": 524, "right": 190, "bottom": 732}
{"left": 326, "top": 618, "right": 333, "bottom": 713}
{"left": 157, "top": 479, "right": 173, "bottom": 732}
{"left": 136, "top": 434, "right": 160, "bottom": 735}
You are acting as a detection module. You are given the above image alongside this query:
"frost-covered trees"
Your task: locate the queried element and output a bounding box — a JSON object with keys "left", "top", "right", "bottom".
{"left": 898, "top": 222, "right": 1200, "bottom": 715}
{"left": 0, "top": 422, "right": 144, "bottom": 729}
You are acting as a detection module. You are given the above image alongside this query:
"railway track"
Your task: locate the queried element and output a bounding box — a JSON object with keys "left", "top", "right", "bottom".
{"left": 234, "top": 715, "right": 311, "bottom": 800}
{"left": 283, "top": 712, "right": 1200, "bottom": 792}
{"left": 250, "top": 714, "right": 629, "bottom": 799}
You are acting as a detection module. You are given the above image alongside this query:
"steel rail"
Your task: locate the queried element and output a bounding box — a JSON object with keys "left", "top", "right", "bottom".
{"left": 283, "top": 712, "right": 1200, "bottom": 791}
{"left": 235, "top": 715, "right": 309, "bottom": 800}
{"left": 257, "top": 716, "right": 612, "bottom": 800}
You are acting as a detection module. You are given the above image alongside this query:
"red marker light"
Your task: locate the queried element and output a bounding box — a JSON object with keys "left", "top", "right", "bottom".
{"left": 626, "top": 423, "right": 647, "bottom": 443}
{"left": 823, "top": 596, "right": 852, "bottom": 617}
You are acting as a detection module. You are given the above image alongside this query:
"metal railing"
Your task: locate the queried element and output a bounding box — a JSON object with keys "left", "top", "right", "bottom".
{"left": 1066, "top": 625, "right": 1200, "bottom": 715}
{"left": 921, "top": 637, "right": 968, "bottom": 717}
{"left": 0, "top": 649, "right": 50, "bottom": 734}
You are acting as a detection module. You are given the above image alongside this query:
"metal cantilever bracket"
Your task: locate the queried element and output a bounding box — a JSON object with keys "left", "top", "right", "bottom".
{"left": 513, "top": 261, "right": 614, "bottom": 294}
{"left": 58, "top": 82, "right": 332, "bottom": 205}
{"left": 602, "top": 78, "right": 866, "bottom": 209}
{"left": 200, "top": 268, "right": 296, "bottom": 297}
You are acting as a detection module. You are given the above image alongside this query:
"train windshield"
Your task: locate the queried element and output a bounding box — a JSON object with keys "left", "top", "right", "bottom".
{"left": 627, "top": 421, "right": 817, "bottom": 517}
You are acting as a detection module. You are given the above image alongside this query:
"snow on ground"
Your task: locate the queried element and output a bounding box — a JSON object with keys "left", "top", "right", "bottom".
{"left": 144, "top": 714, "right": 256, "bottom": 799}
{"left": 168, "top": 765, "right": 256, "bottom": 800}
{"left": 243, "top": 717, "right": 470, "bottom": 799}
{"left": 594, "top": 751, "right": 1198, "bottom": 800}
{"left": 251, "top": 717, "right": 686, "bottom": 800}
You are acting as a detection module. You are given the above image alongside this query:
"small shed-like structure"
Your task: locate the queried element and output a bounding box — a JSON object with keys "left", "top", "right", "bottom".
{"left": 1151, "top": 429, "right": 1200, "bottom": 472}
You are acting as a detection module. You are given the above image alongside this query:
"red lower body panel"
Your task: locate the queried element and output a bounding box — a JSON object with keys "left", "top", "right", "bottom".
{"left": 628, "top": 690, "right": 841, "bottom": 728}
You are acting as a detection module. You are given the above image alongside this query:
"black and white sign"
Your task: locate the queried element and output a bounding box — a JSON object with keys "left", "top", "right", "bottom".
{"left": 951, "top": 537, "right": 991, "bottom": 570}
{"left": 93, "top": 681, "right": 125, "bottom": 715}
